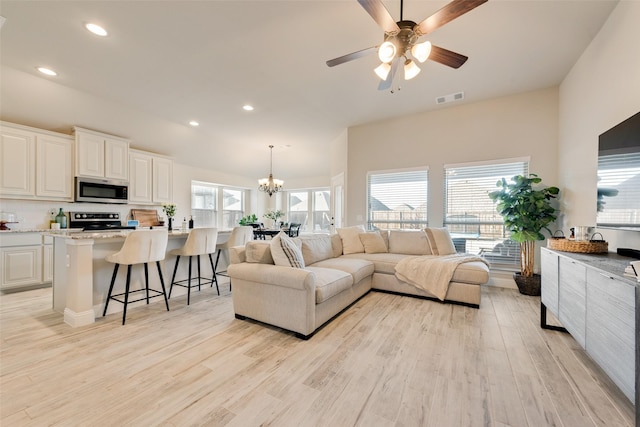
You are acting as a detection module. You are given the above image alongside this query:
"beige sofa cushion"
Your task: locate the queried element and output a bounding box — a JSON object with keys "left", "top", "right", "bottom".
{"left": 341, "top": 253, "right": 412, "bottom": 275}
{"left": 424, "top": 227, "right": 457, "bottom": 255}
{"left": 337, "top": 226, "right": 366, "bottom": 254}
{"left": 306, "top": 267, "right": 353, "bottom": 304}
{"left": 270, "top": 232, "right": 305, "bottom": 268}
{"left": 388, "top": 230, "right": 432, "bottom": 255}
{"left": 359, "top": 232, "right": 388, "bottom": 253}
{"left": 310, "top": 257, "right": 374, "bottom": 284}
{"left": 331, "top": 234, "right": 343, "bottom": 258}
{"left": 299, "top": 235, "right": 334, "bottom": 265}
{"left": 245, "top": 241, "right": 274, "bottom": 264}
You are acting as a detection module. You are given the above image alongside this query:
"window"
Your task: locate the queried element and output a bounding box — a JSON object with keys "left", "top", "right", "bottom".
{"left": 287, "top": 189, "right": 331, "bottom": 232}
{"left": 367, "top": 168, "right": 428, "bottom": 230}
{"left": 191, "top": 181, "right": 246, "bottom": 229}
{"left": 443, "top": 159, "right": 528, "bottom": 269}
{"left": 191, "top": 181, "right": 217, "bottom": 227}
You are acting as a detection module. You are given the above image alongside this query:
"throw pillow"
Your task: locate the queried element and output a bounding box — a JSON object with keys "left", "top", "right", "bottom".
{"left": 388, "top": 230, "right": 431, "bottom": 255}
{"left": 358, "top": 232, "right": 388, "bottom": 254}
{"left": 336, "top": 226, "right": 366, "bottom": 255}
{"left": 300, "top": 235, "right": 334, "bottom": 265}
{"left": 245, "top": 241, "right": 274, "bottom": 264}
{"left": 424, "top": 227, "right": 457, "bottom": 256}
{"left": 270, "top": 232, "right": 305, "bottom": 268}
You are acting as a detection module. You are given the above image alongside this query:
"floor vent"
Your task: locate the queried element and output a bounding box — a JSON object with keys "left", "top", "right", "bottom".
{"left": 436, "top": 91, "right": 465, "bottom": 105}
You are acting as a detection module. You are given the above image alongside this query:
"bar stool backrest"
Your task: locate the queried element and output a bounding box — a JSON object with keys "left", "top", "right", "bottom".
{"left": 182, "top": 228, "right": 218, "bottom": 255}
{"left": 227, "top": 226, "right": 253, "bottom": 248}
{"left": 106, "top": 229, "right": 168, "bottom": 265}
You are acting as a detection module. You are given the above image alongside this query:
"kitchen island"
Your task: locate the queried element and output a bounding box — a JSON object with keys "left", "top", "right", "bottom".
{"left": 52, "top": 229, "right": 231, "bottom": 327}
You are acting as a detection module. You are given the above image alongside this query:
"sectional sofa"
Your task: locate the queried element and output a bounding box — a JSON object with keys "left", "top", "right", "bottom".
{"left": 227, "top": 228, "right": 490, "bottom": 339}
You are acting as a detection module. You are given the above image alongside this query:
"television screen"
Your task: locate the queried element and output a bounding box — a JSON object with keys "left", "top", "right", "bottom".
{"left": 596, "top": 111, "right": 640, "bottom": 231}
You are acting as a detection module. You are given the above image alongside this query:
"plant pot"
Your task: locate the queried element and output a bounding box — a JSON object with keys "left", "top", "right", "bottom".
{"left": 513, "top": 272, "right": 541, "bottom": 296}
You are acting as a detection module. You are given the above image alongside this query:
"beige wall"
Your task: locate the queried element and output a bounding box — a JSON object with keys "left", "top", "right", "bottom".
{"left": 559, "top": 0, "right": 640, "bottom": 251}
{"left": 346, "top": 87, "right": 559, "bottom": 228}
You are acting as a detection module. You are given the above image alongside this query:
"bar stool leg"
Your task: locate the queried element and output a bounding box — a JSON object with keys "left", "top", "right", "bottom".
{"left": 104, "top": 263, "right": 119, "bottom": 316}
{"left": 197, "top": 255, "right": 202, "bottom": 291}
{"left": 187, "top": 256, "right": 192, "bottom": 306}
{"left": 144, "top": 262, "right": 150, "bottom": 304}
{"left": 208, "top": 253, "right": 219, "bottom": 295}
{"left": 169, "top": 255, "right": 180, "bottom": 298}
{"left": 122, "top": 265, "right": 132, "bottom": 325}
{"left": 156, "top": 261, "right": 170, "bottom": 312}
{"left": 214, "top": 249, "right": 222, "bottom": 272}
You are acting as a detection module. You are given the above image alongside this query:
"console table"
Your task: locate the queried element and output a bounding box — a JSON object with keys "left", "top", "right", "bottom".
{"left": 541, "top": 248, "right": 638, "bottom": 424}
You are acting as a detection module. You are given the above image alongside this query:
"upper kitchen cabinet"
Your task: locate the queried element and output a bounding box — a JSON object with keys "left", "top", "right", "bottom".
{"left": 74, "top": 127, "right": 129, "bottom": 181}
{"left": 128, "top": 149, "right": 173, "bottom": 205}
{"left": 0, "top": 122, "right": 73, "bottom": 201}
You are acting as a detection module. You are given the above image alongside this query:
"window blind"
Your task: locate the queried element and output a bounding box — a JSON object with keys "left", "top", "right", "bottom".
{"left": 367, "top": 169, "right": 428, "bottom": 230}
{"left": 597, "top": 152, "right": 640, "bottom": 229}
{"left": 443, "top": 160, "right": 528, "bottom": 268}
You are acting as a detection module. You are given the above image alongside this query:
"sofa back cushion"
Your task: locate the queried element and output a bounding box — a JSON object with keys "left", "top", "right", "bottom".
{"left": 337, "top": 226, "right": 366, "bottom": 255}
{"left": 245, "top": 241, "right": 274, "bottom": 264}
{"left": 299, "top": 234, "right": 334, "bottom": 265}
{"left": 424, "top": 227, "right": 457, "bottom": 255}
{"left": 270, "top": 232, "right": 305, "bottom": 268}
{"left": 358, "top": 232, "right": 388, "bottom": 254}
{"left": 388, "top": 230, "right": 432, "bottom": 255}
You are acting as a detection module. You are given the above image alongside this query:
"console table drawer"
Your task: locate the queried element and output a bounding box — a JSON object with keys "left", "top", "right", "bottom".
{"left": 558, "top": 257, "right": 586, "bottom": 346}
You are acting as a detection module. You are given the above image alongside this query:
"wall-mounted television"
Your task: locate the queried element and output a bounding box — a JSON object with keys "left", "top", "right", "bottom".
{"left": 596, "top": 111, "right": 640, "bottom": 231}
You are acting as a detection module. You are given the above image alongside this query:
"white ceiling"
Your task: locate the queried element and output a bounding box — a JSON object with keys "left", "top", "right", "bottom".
{"left": 0, "top": 0, "right": 618, "bottom": 182}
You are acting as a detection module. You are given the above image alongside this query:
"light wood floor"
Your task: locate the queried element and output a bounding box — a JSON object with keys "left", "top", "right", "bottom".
{"left": 0, "top": 282, "right": 634, "bottom": 426}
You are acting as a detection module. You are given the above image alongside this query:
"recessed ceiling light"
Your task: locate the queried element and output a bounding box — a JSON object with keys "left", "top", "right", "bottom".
{"left": 37, "top": 67, "right": 57, "bottom": 76}
{"left": 189, "top": 121, "right": 199, "bottom": 127}
{"left": 242, "top": 105, "right": 254, "bottom": 111}
{"left": 85, "top": 23, "right": 108, "bottom": 36}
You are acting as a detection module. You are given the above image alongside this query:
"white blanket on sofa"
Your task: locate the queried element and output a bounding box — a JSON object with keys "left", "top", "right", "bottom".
{"left": 395, "top": 254, "right": 488, "bottom": 301}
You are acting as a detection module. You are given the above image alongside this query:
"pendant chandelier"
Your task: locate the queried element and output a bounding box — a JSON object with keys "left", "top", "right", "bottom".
{"left": 258, "top": 145, "right": 283, "bottom": 197}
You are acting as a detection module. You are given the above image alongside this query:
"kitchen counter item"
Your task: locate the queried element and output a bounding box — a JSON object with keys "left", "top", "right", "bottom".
{"left": 0, "top": 212, "right": 17, "bottom": 230}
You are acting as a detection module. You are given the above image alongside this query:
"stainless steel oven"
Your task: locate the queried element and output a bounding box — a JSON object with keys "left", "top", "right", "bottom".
{"left": 75, "top": 177, "right": 129, "bottom": 204}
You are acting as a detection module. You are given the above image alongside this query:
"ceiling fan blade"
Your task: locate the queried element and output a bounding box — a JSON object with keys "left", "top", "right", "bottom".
{"left": 378, "top": 58, "right": 401, "bottom": 91}
{"left": 429, "top": 45, "right": 468, "bottom": 69}
{"left": 414, "top": 0, "right": 488, "bottom": 36}
{"left": 326, "top": 46, "right": 377, "bottom": 67}
{"left": 357, "top": 0, "right": 400, "bottom": 33}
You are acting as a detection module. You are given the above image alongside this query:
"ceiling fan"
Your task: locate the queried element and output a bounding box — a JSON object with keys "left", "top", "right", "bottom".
{"left": 326, "top": 0, "right": 488, "bottom": 91}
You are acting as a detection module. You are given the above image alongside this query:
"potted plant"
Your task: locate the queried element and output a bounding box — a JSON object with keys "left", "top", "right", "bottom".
{"left": 264, "top": 209, "right": 285, "bottom": 228}
{"left": 239, "top": 214, "right": 258, "bottom": 226}
{"left": 488, "top": 174, "right": 559, "bottom": 295}
{"left": 162, "top": 203, "right": 176, "bottom": 231}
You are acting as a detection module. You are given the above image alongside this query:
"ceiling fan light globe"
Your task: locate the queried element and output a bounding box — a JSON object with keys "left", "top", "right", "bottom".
{"left": 374, "top": 62, "right": 391, "bottom": 80}
{"left": 411, "top": 41, "right": 432, "bottom": 63}
{"left": 404, "top": 59, "right": 421, "bottom": 80}
{"left": 378, "top": 41, "right": 396, "bottom": 63}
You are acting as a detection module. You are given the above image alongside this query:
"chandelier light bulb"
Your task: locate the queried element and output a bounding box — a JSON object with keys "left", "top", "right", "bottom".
{"left": 411, "top": 41, "right": 432, "bottom": 63}
{"left": 374, "top": 62, "right": 391, "bottom": 80}
{"left": 378, "top": 41, "right": 397, "bottom": 63}
{"left": 258, "top": 145, "right": 284, "bottom": 197}
{"left": 404, "top": 59, "right": 421, "bottom": 80}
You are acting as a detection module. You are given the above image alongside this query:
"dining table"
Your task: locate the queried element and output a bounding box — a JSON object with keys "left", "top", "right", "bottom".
{"left": 256, "top": 228, "right": 288, "bottom": 239}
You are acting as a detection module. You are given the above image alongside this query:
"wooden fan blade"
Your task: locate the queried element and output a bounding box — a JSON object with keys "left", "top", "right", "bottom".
{"left": 326, "top": 46, "right": 377, "bottom": 67}
{"left": 415, "top": 0, "right": 487, "bottom": 36}
{"left": 357, "top": 0, "right": 400, "bottom": 33}
{"left": 378, "top": 58, "right": 401, "bottom": 91}
{"left": 429, "top": 45, "right": 468, "bottom": 69}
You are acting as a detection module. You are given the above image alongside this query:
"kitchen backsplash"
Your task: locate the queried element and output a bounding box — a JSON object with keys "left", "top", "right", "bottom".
{"left": 0, "top": 199, "right": 164, "bottom": 230}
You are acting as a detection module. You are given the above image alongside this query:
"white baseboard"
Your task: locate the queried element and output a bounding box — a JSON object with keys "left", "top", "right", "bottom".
{"left": 64, "top": 308, "right": 95, "bottom": 327}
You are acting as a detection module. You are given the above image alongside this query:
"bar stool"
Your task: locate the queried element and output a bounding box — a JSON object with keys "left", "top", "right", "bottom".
{"left": 168, "top": 227, "right": 219, "bottom": 304}
{"left": 214, "top": 226, "right": 253, "bottom": 290}
{"left": 103, "top": 229, "right": 169, "bottom": 325}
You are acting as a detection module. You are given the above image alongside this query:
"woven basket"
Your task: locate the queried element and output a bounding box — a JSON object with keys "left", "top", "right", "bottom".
{"left": 547, "top": 232, "right": 608, "bottom": 254}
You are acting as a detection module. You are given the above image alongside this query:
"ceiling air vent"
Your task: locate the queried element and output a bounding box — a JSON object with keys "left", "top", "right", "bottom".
{"left": 436, "top": 91, "right": 465, "bottom": 105}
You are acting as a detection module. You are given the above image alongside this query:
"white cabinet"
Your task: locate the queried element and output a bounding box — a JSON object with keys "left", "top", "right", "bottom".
{"left": 36, "top": 134, "right": 73, "bottom": 199}
{"left": 75, "top": 127, "right": 129, "bottom": 180}
{"left": 0, "top": 233, "right": 50, "bottom": 290}
{"left": 540, "top": 249, "right": 559, "bottom": 314}
{"left": 43, "top": 235, "right": 54, "bottom": 283}
{"left": 0, "top": 125, "right": 35, "bottom": 196}
{"left": 152, "top": 156, "right": 173, "bottom": 204}
{"left": 0, "top": 122, "right": 73, "bottom": 201}
{"left": 129, "top": 149, "right": 173, "bottom": 205}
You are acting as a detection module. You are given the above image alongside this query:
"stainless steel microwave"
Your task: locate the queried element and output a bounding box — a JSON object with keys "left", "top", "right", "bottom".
{"left": 75, "top": 177, "right": 129, "bottom": 204}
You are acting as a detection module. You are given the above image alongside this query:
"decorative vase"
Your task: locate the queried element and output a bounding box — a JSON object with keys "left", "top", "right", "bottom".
{"left": 168, "top": 217, "right": 173, "bottom": 231}
{"left": 513, "top": 272, "right": 541, "bottom": 296}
